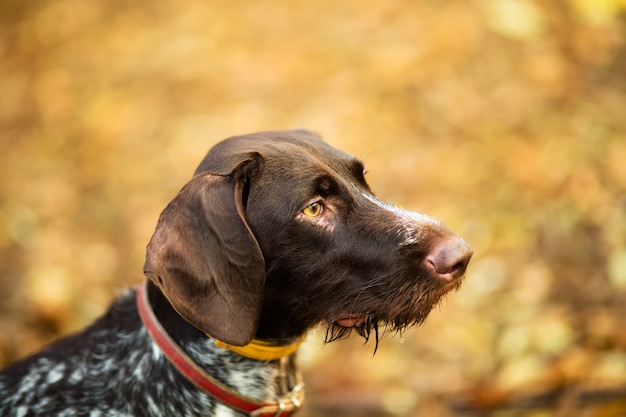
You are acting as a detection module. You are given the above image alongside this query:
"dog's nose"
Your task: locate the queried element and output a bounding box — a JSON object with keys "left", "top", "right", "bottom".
{"left": 426, "top": 238, "right": 473, "bottom": 282}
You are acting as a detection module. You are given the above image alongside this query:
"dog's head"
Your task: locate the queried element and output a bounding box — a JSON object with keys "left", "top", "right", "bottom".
{"left": 144, "top": 130, "right": 472, "bottom": 347}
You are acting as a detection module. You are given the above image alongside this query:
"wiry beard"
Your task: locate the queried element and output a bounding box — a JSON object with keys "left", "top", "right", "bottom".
{"left": 322, "top": 280, "right": 462, "bottom": 354}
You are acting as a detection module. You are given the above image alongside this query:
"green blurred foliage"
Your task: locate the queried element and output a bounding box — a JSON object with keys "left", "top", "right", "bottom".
{"left": 0, "top": 0, "right": 625, "bottom": 415}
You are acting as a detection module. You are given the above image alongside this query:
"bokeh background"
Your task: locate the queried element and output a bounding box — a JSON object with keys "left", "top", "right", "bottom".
{"left": 1, "top": 0, "right": 626, "bottom": 415}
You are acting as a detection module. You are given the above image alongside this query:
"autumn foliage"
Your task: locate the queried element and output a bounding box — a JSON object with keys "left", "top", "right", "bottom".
{"left": 0, "top": 0, "right": 625, "bottom": 415}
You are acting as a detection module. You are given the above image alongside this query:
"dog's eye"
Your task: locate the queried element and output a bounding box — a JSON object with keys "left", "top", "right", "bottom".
{"left": 302, "top": 202, "right": 323, "bottom": 217}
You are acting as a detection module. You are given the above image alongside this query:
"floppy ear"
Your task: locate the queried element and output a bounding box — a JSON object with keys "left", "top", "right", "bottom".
{"left": 143, "top": 161, "right": 265, "bottom": 346}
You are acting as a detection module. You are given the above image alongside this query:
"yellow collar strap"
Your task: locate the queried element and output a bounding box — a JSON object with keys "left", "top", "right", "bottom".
{"left": 214, "top": 336, "right": 305, "bottom": 361}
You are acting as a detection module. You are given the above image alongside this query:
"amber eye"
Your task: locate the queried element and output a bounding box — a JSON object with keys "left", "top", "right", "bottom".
{"left": 302, "top": 202, "right": 323, "bottom": 217}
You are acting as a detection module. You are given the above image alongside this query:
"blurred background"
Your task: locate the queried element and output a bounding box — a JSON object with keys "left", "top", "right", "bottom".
{"left": 1, "top": 0, "right": 625, "bottom": 415}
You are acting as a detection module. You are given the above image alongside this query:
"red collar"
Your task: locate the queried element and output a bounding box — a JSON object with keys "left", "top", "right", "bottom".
{"left": 136, "top": 280, "right": 304, "bottom": 417}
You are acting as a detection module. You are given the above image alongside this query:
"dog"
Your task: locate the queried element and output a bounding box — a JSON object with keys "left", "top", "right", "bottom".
{"left": 0, "top": 129, "right": 472, "bottom": 416}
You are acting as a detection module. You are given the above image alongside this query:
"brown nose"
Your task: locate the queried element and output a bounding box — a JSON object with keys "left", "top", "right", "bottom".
{"left": 426, "top": 238, "right": 473, "bottom": 282}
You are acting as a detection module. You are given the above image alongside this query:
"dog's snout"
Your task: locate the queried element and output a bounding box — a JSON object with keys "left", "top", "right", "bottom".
{"left": 425, "top": 238, "right": 473, "bottom": 282}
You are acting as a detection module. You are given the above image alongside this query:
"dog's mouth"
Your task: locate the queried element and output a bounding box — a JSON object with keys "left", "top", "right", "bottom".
{"left": 326, "top": 314, "right": 381, "bottom": 352}
{"left": 335, "top": 314, "right": 368, "bottom": 328}
{"left": 326, "top": 314, "right": 420, "bottom": 354}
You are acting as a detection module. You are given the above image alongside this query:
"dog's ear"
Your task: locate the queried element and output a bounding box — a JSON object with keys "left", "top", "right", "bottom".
{"left": 143, "top": 159, "right": 265, "bottom": 346}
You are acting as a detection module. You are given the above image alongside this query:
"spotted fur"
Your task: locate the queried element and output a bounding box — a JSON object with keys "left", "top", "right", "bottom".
{"left": 0, "top": 289, "right": 282, "bottom": 417}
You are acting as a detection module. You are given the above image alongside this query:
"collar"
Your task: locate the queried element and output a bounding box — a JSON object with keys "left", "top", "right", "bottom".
{"left": 214, "top": 336, "right": 304, "bottom": 361}
{"left": 136, "top": 280, "right": 304, "bottom": 417}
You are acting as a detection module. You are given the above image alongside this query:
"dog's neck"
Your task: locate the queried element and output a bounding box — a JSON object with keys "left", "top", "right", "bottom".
{"left": 145, "top": 280, "right": 303, "bottom": 358}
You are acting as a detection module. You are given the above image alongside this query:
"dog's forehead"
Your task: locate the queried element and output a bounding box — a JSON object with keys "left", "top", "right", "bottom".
{"left": 195, "top": 130, "right": 358, "bottom": 176}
